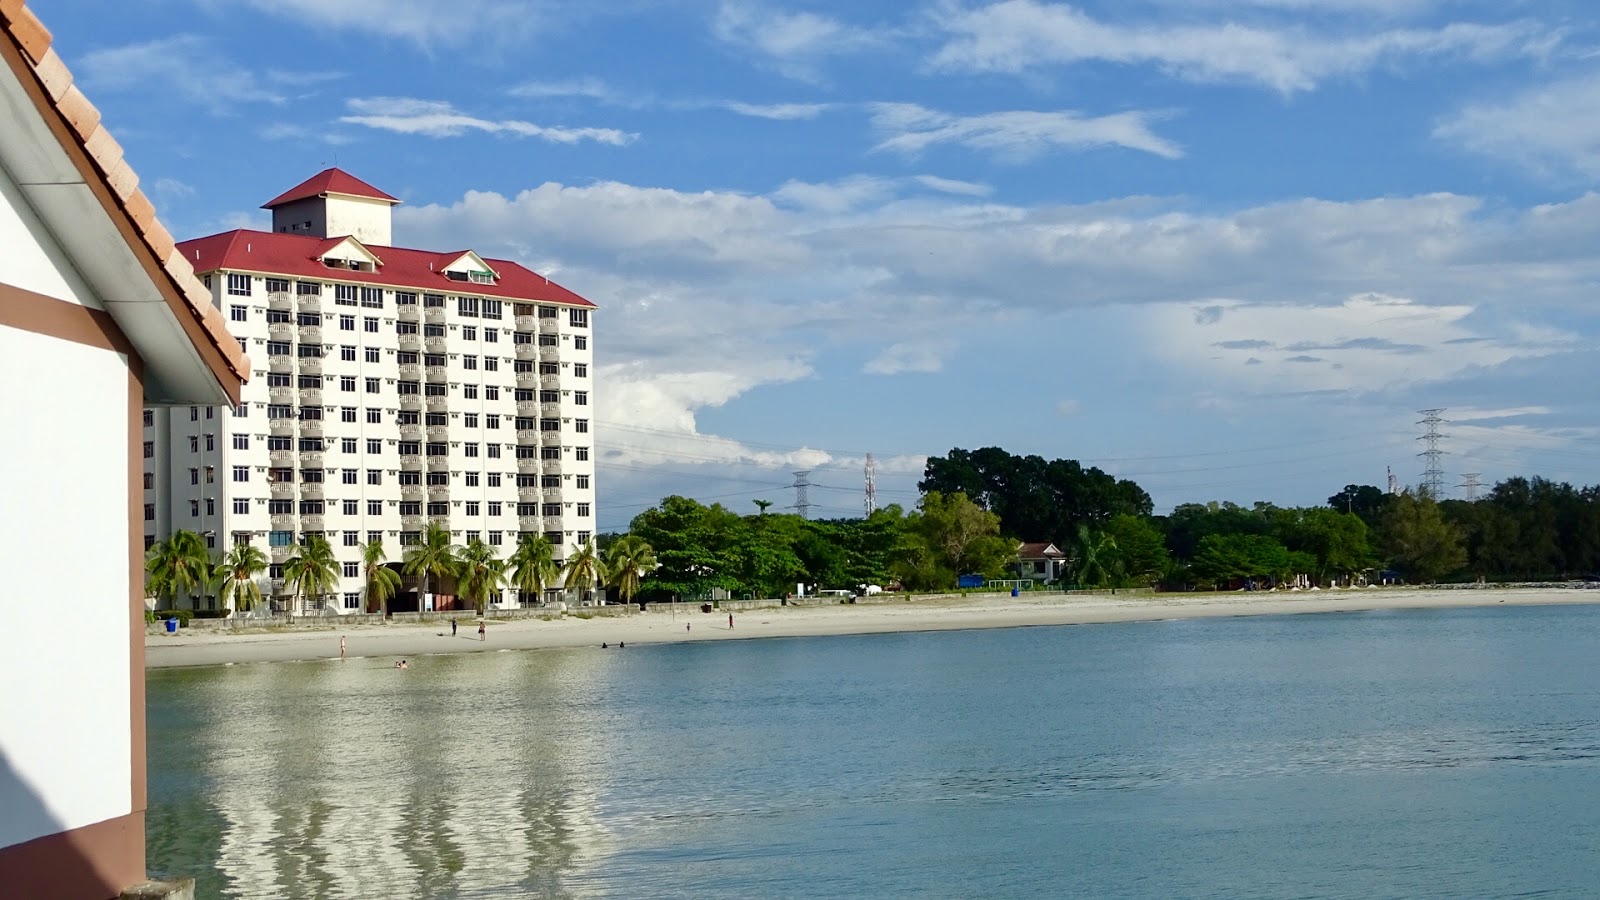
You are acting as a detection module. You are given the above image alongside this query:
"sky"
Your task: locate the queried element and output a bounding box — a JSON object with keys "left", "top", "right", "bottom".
{"left": 42, "top": 0, "right": 1600, "bottom": 531}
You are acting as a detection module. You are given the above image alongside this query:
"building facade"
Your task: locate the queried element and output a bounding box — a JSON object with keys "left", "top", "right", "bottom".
{"left": 146, "top": 169, "right": 597, "bottom": 612}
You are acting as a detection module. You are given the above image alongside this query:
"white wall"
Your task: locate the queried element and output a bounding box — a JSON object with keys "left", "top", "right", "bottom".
{"left": 0, "top": 327, "right": 133, "bottom": 849}
{"left": 0, "top": 169, "right": 100, "bottom": 307}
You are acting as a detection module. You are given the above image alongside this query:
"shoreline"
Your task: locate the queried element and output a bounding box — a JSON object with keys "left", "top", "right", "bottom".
{"left": 144, "top": 587, "right": 1600, "bottom": 669}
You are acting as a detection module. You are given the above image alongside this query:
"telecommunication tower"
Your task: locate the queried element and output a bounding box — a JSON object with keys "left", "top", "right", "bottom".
{"left": 791, "top": 470, "right": 813, "bottom": 519}
{"left": 864, "top": 454, "right": 877, "bottom": 517}
{"left": 1386, "top": 466, "right": 1399, "bottom": 496}
{"left": 1417, "top": 409, "right": 1448, "bottom": 499}
{"left": 1459, "top": 473, "right": 1482, "bottom": 502}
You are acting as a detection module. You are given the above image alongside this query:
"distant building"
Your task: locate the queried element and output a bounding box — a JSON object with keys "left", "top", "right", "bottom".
{"left": 145, "top": 169, "right": 599, "bottom": 612}
{"left": 0, "top": 3, "right": 247, "bottom": 896}
{"left": 1015, "top": 542, "right": 1068, "bottom": 584}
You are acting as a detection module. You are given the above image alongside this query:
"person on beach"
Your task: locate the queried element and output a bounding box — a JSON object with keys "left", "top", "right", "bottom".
{"left": 686, "top": 623, "right": 691, "bottom": 633}
{"left": 451, "top": 618, "right": 457, "bottom": 637}
{"left": 602, "top": 642, "right": 608, "bottom": 649}
{"left": 339, "top": 636, "right": 346, "bottom": 659}
{"left": 729, "top": 613, "right": 734, "bottom": 629}
{"left": 396, "top": 659, "right": 408, "bottom": 669}
{"left": 479, "top": 620, "right": 486, "bottom": 642}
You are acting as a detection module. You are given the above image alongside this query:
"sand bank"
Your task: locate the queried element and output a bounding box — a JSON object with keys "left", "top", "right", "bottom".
{"left": 144, "top": 587, "right": 1600, "bottom": 669}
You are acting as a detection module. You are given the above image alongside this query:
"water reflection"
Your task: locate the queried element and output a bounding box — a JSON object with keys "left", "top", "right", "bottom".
{"left": 148, "top": 650, "right": 615, "bottom": 899}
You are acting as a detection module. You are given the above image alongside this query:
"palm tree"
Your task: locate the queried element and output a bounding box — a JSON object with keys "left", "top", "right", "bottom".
{"left": 211, "top": 542, "right": 268, "bottom": 615}
{"left": 403, "top": 521, "right": 459, "bottom": 613}
{"left": 602, "top": 535, "right": 656, "bottom": 610}
{"left": 362, "top": 538, "right": 401, "bottom": 616}
{"left": 507, "top": 532, "right": 559, "bottom": 607}
{"left": 562, "top": 540, "right": 603, "bottom": 605}
{"left": 283, "top": 534, "right": 339, "bottom": 615}
{"left": 146, "top": 529, "right": 211, "bottom": 609}
{"left": 456, "top": 538, "right": 506, "bottom": 615}
{"left": 1070, "top": 524, "right": 1120, "bottom": 589}
{"left": 753, "top": 499, "right": 773, "bottom": 515}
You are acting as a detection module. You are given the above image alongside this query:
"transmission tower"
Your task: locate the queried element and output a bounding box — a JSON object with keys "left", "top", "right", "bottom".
{"left": 1459, "top": 472, "right": 1482, "bottom": 502}
{"left": 864, "top": 454, "right": 877, "bottom": 517}
{"left": 1416, "top": 408, "right": 1448, "bottom": 499}
{"left": 791, "top": 470, "right": 813, "bottom": 519}
{"left": 1386, "top": 466, "right": 1399, "bottom": 496}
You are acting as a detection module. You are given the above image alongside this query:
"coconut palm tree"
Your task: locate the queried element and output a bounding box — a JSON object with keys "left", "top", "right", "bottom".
{"left": 562, "top": 540, "right": 603, "bottom": 605}
{"left": 602, "top": 535, "right": 656, "bottom": 610}
{"left": 1070, "top": 524, "right": 1120, "bottom": 589}
{"left": 362, "top": 538, "right": 401, "bottom": 616}
{"left": 403, "top": 521, "right": 459, "bottom": 612}
{"left": 507, "top": 532, "right": 559, "bottom": 607}
{"left": 456, "top": 538, "right": 506, "bottom": 615}
{"left": 211, "top": 542, "right": 268, "bottom": 614}
{"left": 753, "top": 499, "right": 773, "bottom": 516}
{"left": 146, "top": 529, "right": 211, "bottom": 609}
{"left": 283, "top": 534, "right": 339, "bottom": 615}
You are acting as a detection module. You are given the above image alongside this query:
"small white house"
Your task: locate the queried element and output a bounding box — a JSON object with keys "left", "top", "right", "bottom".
{"left": 0, "top": 5, "right": 247, "bottom": 898}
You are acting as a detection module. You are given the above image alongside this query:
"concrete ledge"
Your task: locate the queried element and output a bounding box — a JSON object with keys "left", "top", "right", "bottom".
{"left": 122, "top": 878, "right": 195, "bottom": 900}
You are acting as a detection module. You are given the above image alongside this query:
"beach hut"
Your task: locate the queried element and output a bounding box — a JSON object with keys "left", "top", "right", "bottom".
{"left": 0, "top": 4, "right": 247, "bottom": 898}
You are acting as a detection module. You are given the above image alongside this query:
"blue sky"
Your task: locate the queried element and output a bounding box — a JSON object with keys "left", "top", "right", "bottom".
{"left": 44, "top": 0, "right": 1600, "bottom": 530}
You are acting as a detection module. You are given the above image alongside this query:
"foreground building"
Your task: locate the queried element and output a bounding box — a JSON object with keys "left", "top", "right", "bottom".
{"left": 0, "top": 4, "right": 248, "bottom": 896}
{"left": 146, "top": 169, "right": 598, "bottom": 612}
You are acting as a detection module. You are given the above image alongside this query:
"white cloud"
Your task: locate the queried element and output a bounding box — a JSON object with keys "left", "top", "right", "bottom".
{"left": 870, "top": 102, "right": 1182, "bottom": 161}
{"left": 913, "top": 175, "right": 994, "bottom": 197}
{"left": 929, "top": 0, "right": 1556, "bottom": 94}
{"left": 864, "top": 341, "right": 956, "bottom": 375}
{"left": 339, "top": 97, "right": 637, "bottom": 145}
{"left": 507, "top": 77, "right": 623, "bottom": 102}
{"left": 229, "top": 0, "right": 561, "bottom": 48}
{"left": 1055, "top": 399, "right": 1081, "bottom": 416}
{"left": 1435, "top": 73, "right": 1600, "bottom": 178}
{"left": 1449, "top": 406, "right": 1553, "bottom": 422}
{"left": 78, "top": 35, "right": 286, "bottom": 114}
{"left": 713, "top": 1, "right": 884, "bottom": 80}
{"left": 721, "top": 100, "right": 834, "bottom": 120}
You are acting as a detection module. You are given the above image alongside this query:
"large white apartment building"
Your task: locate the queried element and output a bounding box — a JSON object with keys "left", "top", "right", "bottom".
{"left": 145, "top": 169, "right": 597, "bottom": 612}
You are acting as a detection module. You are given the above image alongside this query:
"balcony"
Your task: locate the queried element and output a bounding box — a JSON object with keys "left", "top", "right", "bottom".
{"left": 267, "top": 291, "right": 293, "bottom": 310}
{"left": 516, "top": 429, "right": 539, "bottom": 443}
{"left": 267, "top": 386, "right": 294, "bottom": 404}
{"left": 398, "top": 423, "right": 422, "bottom": 440}
{"left": 425, "top": 396, "right": 449, "bottom": 413}
{"left": 518, "top": 485, "right": 541, "bottom": 501}
{"left": 424, "top": 336, "right": 448, "bottom": 351}
{"left": 268, "top": 356, "right": 293, "bottom": 374}
{"left": 514, "top": 344, "right": 537, "bottom": 361}
{"left": 270, "top": 544, "right": 295, "bottom": 563}
{"left": 299, "top": 420, "right": 324, "bottom": 438}
{"left": 516, "top": 372, "right": 538, "bottom": 388}
{"left": 268, "top": 323, "right": 295, "bottom": 341}
{"left": 427, "top": 457, "right": 450, "bottom": 472}
{"left": 300, "top": 451, "right": 324, "bottom": 467}
{"left": 399, "top": 395, "right": 423, "bottom": 411}
{"left": 542, "top": 402, "right": 561, "bottom": 417}
{"left": 398, "top": 364, "right": 421, "bottom": 380}
{"left": 425, "top": 366, "right": 448, "bottom": 382}
{"left": 514, "top": 315, "right": 537, "bottom": 330}
{"left": 297, "top": 294, "right": 321, "bottom": 312}
{"left": 517, "top": 458, "right": 540, "bottom": 473}
{"left": 299, "top": 357, "right": 323, "bottom": 376}
{"left": 269, "top": 419, "right": 296, "bottom": 436}
{"left": 543, "top": 460, "right": 562, "bottom": 475}
{"left": 401, "top": 515, "right": 425, "bottom": 531}
{"left": 400, "top": 458, "right": 423, "bottom": 473}
{"left": 424, "top": 306, "right": 446, "bottom": 324}
{"left": 301, "top": 514, "right": 325, "bottom": 531}
{"left": 270, "top": 482, "right": 296, "bottom": 498}
{"left": 299, "top": 325, "right": 323, "bottom": 345}
{"left": 269, "top": 513, "right": 296, "bottom": 530}
{"left": 541, "top": 431, "right": 563, "bottom": 446}
{"left": 398, "top": 305, "right": 420, "bottom": 322}
{"left": 299, "top": 387, "right": 323, "bottom": 406}
{"left": 426, "top": 424, "right": 450, "bottom": 440}
{"left": 540, "top": 374, "right": 561, "bottom": 390}
{"left": 427, "top": 485, "right": 450, "bottom": 500}
{"left": 401, "top": 483, "right": 424, "bottom": 500}
{"left": 269, "top": 449, "right": 295, "bottom": 466}
{"left": 398, "top": 333, "right": 422, "bottom": 351}
{"left": 519, "top": 515, "right": 542, "bottom": 531}
{"left": 543, "top": 488, "right": 563, "bottom": 504}
{"left": 300, "top": 483, "right": 324, "bottom": 500}
{"left": 538, "top": 317, "right": 560, "bottom": 334}
{"left": 539, "top": 346, "right": 560, "bottom": 362}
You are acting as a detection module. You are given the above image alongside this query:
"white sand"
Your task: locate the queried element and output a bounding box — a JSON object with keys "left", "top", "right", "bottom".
{"left": 144, "top": 587, "right": 1600, "bottom": 669}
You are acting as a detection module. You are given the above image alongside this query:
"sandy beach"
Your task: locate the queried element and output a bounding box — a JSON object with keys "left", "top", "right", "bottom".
{"left": 144, "top": 587, "right": 1600, "bottom": 668}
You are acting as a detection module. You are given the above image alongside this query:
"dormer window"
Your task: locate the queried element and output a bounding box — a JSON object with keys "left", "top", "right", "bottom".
{"left": 446, "top": 270, "right": 469, "bottom": 282}
{"left": 469, "top": 271, "right": 495, "bottom": 284}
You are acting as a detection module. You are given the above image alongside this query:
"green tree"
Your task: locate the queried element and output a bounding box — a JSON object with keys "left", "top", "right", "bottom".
{"left": 603, "top": 535, "right": 657, "bottom": 608}
{"left": 1069, "top": 524, "right": 1121, "bottom": 588}
{"left": 456, "top": 538, "right": 506, "bottom": 614}
{"left": 211, "top": 542, "right": 268, "bottom": 614}
{"left": 1274, "top": 507, "right": 1375, "bottom": 585}
{"left": 283, "top": 534, "right": 339, "bottom": 615}
{"left": 753, "top": 499, "right": 773, "bottom": 515}
{"left": 892, "top": 492, "right": 1013, "bottom": 589}
{"left": 403, "top": 521, "right": 459, "bottom": 611}
{"left": 1104, "top": 514, "right": 1169, "bottom": 587}
{"left": 562, "top": 541, "right": 603, "bottom": 603}
{"left": 921, "top": 447, "right": 1153, "bottom": 545}
{"left": 507, "top": 532, "right": 560, "bottom": 605}
{"left": 362, "top": 538, "right": 401, "bottom": 616}
{"left": 1327, "top": 484, "right": 1394, "bottom": 530}
{"left": 146, "top": 529, "right": 212, "bottom": 609}
{"left": 1382, "top": 490, "right": 1467, "bottom": 583}
{"left": 1191, "top": 533, "right": 1291, "bottom": 587}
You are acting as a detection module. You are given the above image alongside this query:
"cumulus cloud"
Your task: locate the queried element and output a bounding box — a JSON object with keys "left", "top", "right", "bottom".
{"left": 339, "top": 97, "right": 637, "bottom": 144}
{"left": 869, "top": 102, "right": 1182, "bottom": 161}
{"left": 929, "top": 0, "right": 1556, "bottom": 94}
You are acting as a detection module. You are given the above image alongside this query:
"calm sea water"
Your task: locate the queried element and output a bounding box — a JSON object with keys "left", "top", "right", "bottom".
{"left": 147, "top": 605, "right": 1600, "bottom": 899}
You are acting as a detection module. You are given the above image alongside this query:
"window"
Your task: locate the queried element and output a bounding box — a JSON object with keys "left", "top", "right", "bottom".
{"left": 267, "top": 404, "right": 293, "bottom": 420}
{"left": 482, "top": 299, "right": 502, "bottom": 320}
{"left": 233, "top": 433, "right": 249, "bottom": 450}
{"left": 267, "top": 341, "right": 290, "bottom": 357}
{"left": 340, "top": 376, "right": 355, "bottom": 392}
{"left": 463, "top": 385, "right": 478, "bottom": 400}
{"left": 364, "top": 317, "right": 379, "bottom": 333}
{"left": 233, "top": 465, "right": 249, "bottom": 482}
{"left": 343, "top": 562, "right": 359, "bottom": 578}
{"left": 569, "top": 308, "right": 588, "bottom": 328}
{"left": 539, "top": 362, "right": 558, "bottom": 375}
{"left": 236, "top": 403, "right": 249, "bottom": 418}
{"left": 577, "top": 531, "right": 591, "bottom": 546}
{"left": 343, "top": 469, "right": 358, "bottom": 485}
{"left": 230, "top": 305, "right": 248, "bottom": 322}
{"left": 540, "top": 418, "right": 559, "bottom": 432}
{"left": 466, "top": 530, "right": 481, "bottom": 543}
{"left": 464, "top": 413, "right": 479, "bottom": 428}
{"left": 342, "top": 407, "right": 357, "bottom": 423}
{"left": 344, "top": 500, "right": 359, "bottom": 516}
{"left": 489, "top": 531, "right": 504, "bottom": 546}
{"left": 189, "top": 500, "right": 199, "bottom": 517}
{"left": 539, "top": 305, "right": 557, "bottom": 319}
{"left": 464, "top": 444, "right": 479, "bottom": 458}
{"left": 400, "top": 532, "right": 420, "bottom": 547}
{"left": 575, "top": 446, "right": 589, "bottom": 461}
{"left": 396, "top": 292, "right": 417, "bottom": 306}
{"left": 466, "top": 502, "right": 480, "bottom": 516}
{"left": 143, "top": 409, "right": 154, "bottom": 427}
{"left": 368, "top": 439, "right": 382, "bottom": 454}
{"left": 143, "top": 441, "right": 154, "bottom": 459}
{"left": 462, "top": 326, "right": 477, "bottom": 341}
{"left": 542, "top": 503, "right": 560, "bottom": 517}
{"left": 458, "top": 297, "right": 480, "bottom": 318}
{"left": 577, "top": 503, "right": 590, "bottom": 517}
{"left": 344, "top": 531, "right": 359, "bottom": 547}
{"left": 205, "top": 466, "right": 215, "bottom": 484}
{"left": 189, "top": 436, "right": 199, "bottom": 452}
{"left": 487, "top": 444, "right": 501, "bottom": 459}
{"left": 538, "top": 332, "right": 558, "bottom": 347}
{"left": 484, "top": 357, "right": 498, "bottom": 372}
{"left": 486, "top": 415, "right": 500, "bottom": 430}
{"left": 470, "top": 271, "right": 496, "bottom": 285}
{"left": 484, "top": 328, "right": 498, "bottom": 343}
{"left": 344, "top": 593, "right": 361, "bottom": 610}
{"left": 143, "top": 503, "right": 154, "bottom": 521}
{"left": 206, "top": 434, "right": 215, "bottom": 451}
{"left": 368, "top": 469, "right": 382, "bottom": 485}
{"left": 267, "top": 309, "right": 291, "bottom": 324}
{"left": 206, "top": 498, "right": 216, "bottom": 516}
{"left": 399, "top": 501, "right": 421, "bottom": 516}
{"left": 540, "top": 447, "right": 560, "bottom": 461}
{"left": 574, "top": 391, "right": 588, "bottom": 406}
{"left": 340, "top": 437, "right": 356, "bottom": 453}
{"left": 488, "top": 502, "right": 502, "bottom": 516}
{"left": 143, "top": 472, "right": 154, "bottom": 490}
{"left": 463, "top": 355, "right": 478, "bottom": 371}
{"left": 227, "top": 273, "right": 251, "bottom": 296}
{"left": 366, "top": 378, "right": 380, "bottom": 394}
{"left": 341, "top": 345, "right": 357, "bottom": 361}
{"left": 297, "top": 344, "right": 322, "bottom": 359}
{"left": 233, "top": 498, "right": 250, "bottom": 515}
{"left": 575, "top": 419, "right": 589, "bottom": 434}
{"left": 264, "top": 277, "right": 290, "bottom": 293}
{"left": 367, "top": 408, "right": 382, "bottom": 424}
{"left": 574, "top": 363, "right": 588, "bottom": 378}
{"left": 191, "top": 406, "right": 200, "bottom": 421}
{"left": 541, "top": 475, "right": 560, "bottom": 488}
{"left": 340, "top": 314, "right": 355, "bottom": 332}
{"left": 397, "top": 321, "right": 419, "bottom": 335}
{"left": 368, "top": 530, "right": 383, "bottom": 544}
{"left": 368, "top": 500, "right": 383, "bottom": 516}
{"left": 366, "top": 347, "right": 380, "bottom": 363}
{"left": 361, "top": 286, "right": 384, "bottom": 308}
{"left": 576, "top": 475, "right": 590, "bottom": 489}
{"left": 427, "top": 502, "right": 448, "bottom": 517}
{"left": 574, "top": 335, "right": 587, "bottom": 351}
{"left": 488, "top": 473, "right": 501, "bottom": 487}
{"left": 296, "top": 281, "right": 321, "bottom": 296}
{"left": 485, "top": 386, "right": 499, "bottom": 401}
{"left": 335, "top": 284, "right": 358, "bottom": 306}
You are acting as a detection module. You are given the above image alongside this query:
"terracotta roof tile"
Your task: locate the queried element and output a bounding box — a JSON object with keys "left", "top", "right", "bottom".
{"left": 0, "top": 3, "right": 249, "bottom": 396}
{"left": 263, "top": 168, "right": 401, "bottom": 208}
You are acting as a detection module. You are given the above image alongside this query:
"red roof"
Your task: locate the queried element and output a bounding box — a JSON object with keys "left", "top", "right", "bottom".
{"left": 178, "top": 230, "right": 596, "bottom": 308}
{"left": 262, "top": 168, "right": 400, "bottom": 208}
{"left": 1017, "top": 542, "right": 1065, "bottom": 559}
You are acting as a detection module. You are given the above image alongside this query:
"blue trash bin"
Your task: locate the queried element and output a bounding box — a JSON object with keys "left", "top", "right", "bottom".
{"left": 1011, "top": 586, "right": 1019, "bottom": 597}
{"left": 165, "top": 617, "right": 178, "bottom": 634}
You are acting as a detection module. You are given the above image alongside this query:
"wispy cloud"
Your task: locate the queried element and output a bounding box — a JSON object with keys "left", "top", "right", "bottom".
{"left": 914, "top": 174, "right": 994, "bottom": 196}
{"left": 720, "top": 100, "right": 834, "bottom": 120}
{"left": 713, "top": 1, "right": 885, "bottom": 80}
{"left": 1435, "top": 73, "right": 1600, "bottom": 179}
{"left": 78, "top": 35, "right": 287, "bottom": 114}
{"left": 232, "top": 0, "right": 563, "bottom": 48}
{"left": 870, "top": 102, "right": 1182, "bottom": 161}
{"left": 929, "top": 0, "right": 1558, "bottom": 94}
{"left": 507, "top": 77, "right": 624, "bottom": 102}
{"left": 865, "top": 341, "right": 955, "bottom": 375}
{"left": 339, "top": 97, "right": 637, "bottom": 145}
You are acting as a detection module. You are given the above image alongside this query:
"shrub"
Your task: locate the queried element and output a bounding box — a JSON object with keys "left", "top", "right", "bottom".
{"left": 151, "top": 609, "right": 194, "bottom": 627}
{"left": 192, "top": 609, "right": 231, "bottom": 620}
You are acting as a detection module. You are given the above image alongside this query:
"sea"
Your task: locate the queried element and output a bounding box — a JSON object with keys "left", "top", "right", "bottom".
{"left": 146, "top": 604, "right": 1600, "bottom": 899}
